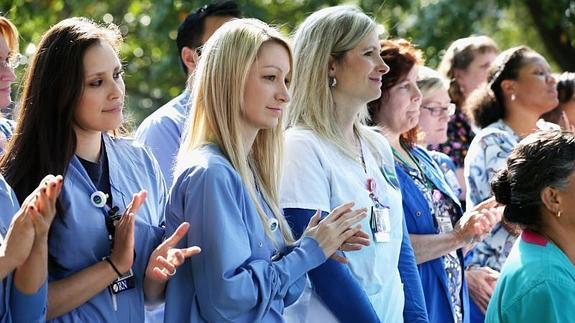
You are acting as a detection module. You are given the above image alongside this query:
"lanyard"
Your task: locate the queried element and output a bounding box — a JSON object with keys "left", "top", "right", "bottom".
{"left": 391, "top": 144, "right": 434, "bottom": 191}
{"left": 357, "top": 139, "right": 384, "bottom": 208}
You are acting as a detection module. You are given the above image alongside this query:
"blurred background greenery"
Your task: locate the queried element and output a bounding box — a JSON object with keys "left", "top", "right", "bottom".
{"left": 1, "top": 0, "right": 574, "bottom": 126}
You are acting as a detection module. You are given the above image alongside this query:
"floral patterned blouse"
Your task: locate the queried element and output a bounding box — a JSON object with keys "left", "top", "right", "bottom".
{"left": 0, "top": 117, "right": 15, "bottom": 155}
{"left": 464, "top": 119, "right": 557, "bottom": 270}
{"left": 428, "top": 110, "right": 475, "bottom": 168}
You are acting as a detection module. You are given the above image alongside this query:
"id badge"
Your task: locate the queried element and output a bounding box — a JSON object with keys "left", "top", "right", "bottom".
{"left": 371, "top": 205, "right": 391, "bottom": 243}
{"left": 437, "top": 215, "right": 453, "bottom": 234}
{"left": 110, "top": 269, "right": 135, "bottom": 294}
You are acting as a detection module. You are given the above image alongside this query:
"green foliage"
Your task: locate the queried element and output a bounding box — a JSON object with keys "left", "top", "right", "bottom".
{"left": 1, "top": 0, "right": 573, "bottom": 125}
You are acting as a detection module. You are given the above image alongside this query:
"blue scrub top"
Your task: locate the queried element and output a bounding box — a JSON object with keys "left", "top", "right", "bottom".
{"left": 0, "top": 175, "right": 47, "bottom": 323}
{"left": 47, "top": 134, "right": 166, "bottom": 322}
{"left": 135, "top": 91, "right": 191, "bottom": 188}
{"left": 164, "top": 144, "right": 325, "bottom": 323}
{"left": 397, "top": 146, "right": 470, "bottom": 323}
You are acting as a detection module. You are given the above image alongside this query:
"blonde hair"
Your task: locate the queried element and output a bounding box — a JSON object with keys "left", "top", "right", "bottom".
{"left": 438, "top": 35, "right": 498, "bottom": 107}
{"left": 288, "top": 5, "right": 382, "bottom": 159}
{"left": 0, "top": 16, "right": 19, "bottom": 53}
{"left": 176, "top": 18, "right": 294, "bottom": 244}
{"left": 417, "top": 66, "right": 449, "bottom": 99}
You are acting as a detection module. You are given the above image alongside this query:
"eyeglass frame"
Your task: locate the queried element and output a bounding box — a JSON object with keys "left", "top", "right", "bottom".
{"left": 420, "top": 103, "right": 456, "bottom": 117}
{"left": 0, "top": 53, "right": 23, "bottom": 70}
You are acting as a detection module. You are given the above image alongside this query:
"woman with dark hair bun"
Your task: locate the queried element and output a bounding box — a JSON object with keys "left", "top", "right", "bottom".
{"left": 463, "top": 46, "right": 559, "bottom": 321}
{"left": 486, "top": 130, "right": 575, "bottom": 322}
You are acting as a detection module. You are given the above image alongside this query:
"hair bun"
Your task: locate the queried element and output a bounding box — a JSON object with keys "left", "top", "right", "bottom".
{"left": 491, "top": 169, "right": 512, "bottom": 205}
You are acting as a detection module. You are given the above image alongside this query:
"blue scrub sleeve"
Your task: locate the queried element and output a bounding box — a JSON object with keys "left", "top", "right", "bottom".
{"left": 282, "top": 247, "right": 308, "bottom": 307}
{"left": 183, "top": 166, "right": 326, "bottom": 321}
{"left": 135, "top": 117, "right": 180, "bottom": 187}
{"left": 284, "top": 208, "right": 381, "bottom": 323}
{"left": 10, "top": 280, "right": 47, "bottom": 323}
{"left": 398, "top": 216, "right": 429, "bottom": 323}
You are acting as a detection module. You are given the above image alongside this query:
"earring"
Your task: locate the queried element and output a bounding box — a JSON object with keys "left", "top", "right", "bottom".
{"left": 329, "top": 77, "right": 337, "bottom": 88}
{"left": 557, "top": 210, "right": 561, "bottom": 218}
{"left": 511, "top": 94, "right": 516, "bottom": 101}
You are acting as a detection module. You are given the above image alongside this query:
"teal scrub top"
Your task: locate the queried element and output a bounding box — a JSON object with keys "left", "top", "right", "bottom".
{"left": 485, "top": 230, "right": 575, "bottom": 323}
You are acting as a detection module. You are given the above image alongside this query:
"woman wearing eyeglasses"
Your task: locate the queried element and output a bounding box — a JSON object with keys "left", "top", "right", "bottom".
{"left": 416, "top": 66, "right": 461, "bottom": 197}
{"left": 0, "top": 17, "right": 20, "bottom": 154}
{"left": 369, "top": 39, "right": 498, "bottom": 323}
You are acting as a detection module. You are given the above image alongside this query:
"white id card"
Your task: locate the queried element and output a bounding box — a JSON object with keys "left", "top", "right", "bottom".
{"left": 437, "top": 215, "right": 454, "bottom": 234}
{"left": 371, "top": 206, "right": 391, "bottom": 242}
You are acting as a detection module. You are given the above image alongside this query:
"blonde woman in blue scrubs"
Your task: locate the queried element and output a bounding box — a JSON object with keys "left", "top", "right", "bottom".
{"left": 164, "top": 18, "right": 368, "bottom": 322}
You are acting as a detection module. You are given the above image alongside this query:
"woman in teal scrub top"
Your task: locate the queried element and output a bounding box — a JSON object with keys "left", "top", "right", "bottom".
{"left": 486, "top": 130, "right": 575, "bottom": 323}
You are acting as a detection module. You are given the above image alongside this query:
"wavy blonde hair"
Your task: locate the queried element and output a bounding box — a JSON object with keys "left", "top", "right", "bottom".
{"left": 288, "top": 5, "right": 383, "bottom": 160}
{"left": 176, "top": 18, "right": 294, "bottom": 244}
{"left": 438, "top": 35, "right": 498, "bottom": 107}
{"left": 417, "top": 66, "right": 449, "bottom": 99}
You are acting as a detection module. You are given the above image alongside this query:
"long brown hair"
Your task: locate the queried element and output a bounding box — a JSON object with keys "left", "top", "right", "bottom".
{"left": 0, "top": 17, "right": 122, "bottom": 204}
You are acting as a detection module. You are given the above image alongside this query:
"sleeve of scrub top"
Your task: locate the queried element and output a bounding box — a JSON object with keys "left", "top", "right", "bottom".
{"left": 135, "top": 116, "right": 180, "bottom": 187}
{"left": 397, "top": 216, "right": 429, "bottom": 323}
{"left": 284, "top": 208, "right": 381, "bottom": 323}
{"left": 10, "top": 280, "right": 47, "bottom": 323}
{"left": 282, "top": 253, "right": 307, "bottom": 307}
{"left": 182, "top": 164, "right": 327, "bottom": 321}
{"left": 496, "top": 280, "right": 575, "bottom": 323}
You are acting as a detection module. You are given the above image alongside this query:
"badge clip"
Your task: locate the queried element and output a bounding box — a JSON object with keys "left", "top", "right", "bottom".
{"left": 91, "top": 191, "right": 108, "bottom": 208}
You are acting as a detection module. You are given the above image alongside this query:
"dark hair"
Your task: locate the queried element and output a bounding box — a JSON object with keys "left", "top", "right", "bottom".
{"left": 491, "top": 130, "right": 575, "bottom": 231}
{"left": 176, "top": 1, "right": 241, "bottom": 74}
{"left": 438, "top": 35, "right": 498, "bottom": 108}
{"left": 542, "top": 72, "right": 575, "bottom": 124}
{"left": 464, "top": 46, "right": 534, "bottom": 129}
{"left": 368, "top": 38, "right": 423, "bottom": 147}
{"left": 0, "top": 17, "right": 121, "bottom": 205}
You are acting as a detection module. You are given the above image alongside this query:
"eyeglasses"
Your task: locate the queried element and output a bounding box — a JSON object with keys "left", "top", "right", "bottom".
{"left": 0, "top": 53, "right": 23, "bottom": 71}
{"left": 421, "top": 103, "right": 456, "bottom": 117}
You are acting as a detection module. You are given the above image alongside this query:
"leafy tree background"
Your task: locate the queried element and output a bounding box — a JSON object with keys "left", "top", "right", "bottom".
{"left": 1, "top": 0, "right": 573, "bottom": 127}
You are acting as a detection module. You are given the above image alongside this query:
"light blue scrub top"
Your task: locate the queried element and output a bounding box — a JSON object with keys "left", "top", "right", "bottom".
{"left": 47, "top": 134, "right": 166, "bottom": 322}
{"left": 0, "top": 175, "right": 47, "bottom": 322}
{"left": 163, "top": 144, "right": 326, "bottom": 323}
{"left": 135, "top": 91, "right": 190, "bottom": 188}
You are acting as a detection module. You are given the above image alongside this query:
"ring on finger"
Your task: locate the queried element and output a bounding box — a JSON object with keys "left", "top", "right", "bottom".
{"left": 167, "top": 268, "right": 176, "bottom": 276}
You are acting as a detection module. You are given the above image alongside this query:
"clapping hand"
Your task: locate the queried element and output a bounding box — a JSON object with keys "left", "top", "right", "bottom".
{"left": 146, "top": 222, "right": 201, "bottom": 281}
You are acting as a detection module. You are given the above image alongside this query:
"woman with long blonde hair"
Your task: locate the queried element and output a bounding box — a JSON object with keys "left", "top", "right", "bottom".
{"left": 281, "top": 6, "right": 427, "bottom": 322}
{"left": 164, "top": 18, "right": 365, "bottom": 322}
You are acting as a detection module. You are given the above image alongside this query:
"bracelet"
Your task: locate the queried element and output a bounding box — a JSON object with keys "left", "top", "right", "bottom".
{"left": 105, "top": 257, "right": 122, "bottom": 278}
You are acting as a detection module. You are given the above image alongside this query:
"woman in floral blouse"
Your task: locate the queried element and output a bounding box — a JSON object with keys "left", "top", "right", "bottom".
{"left": 463, "top": 46, "right": 559, "bottom": 322}
{"left": 430, "top": 36, "right": 498, "bottom": 202}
